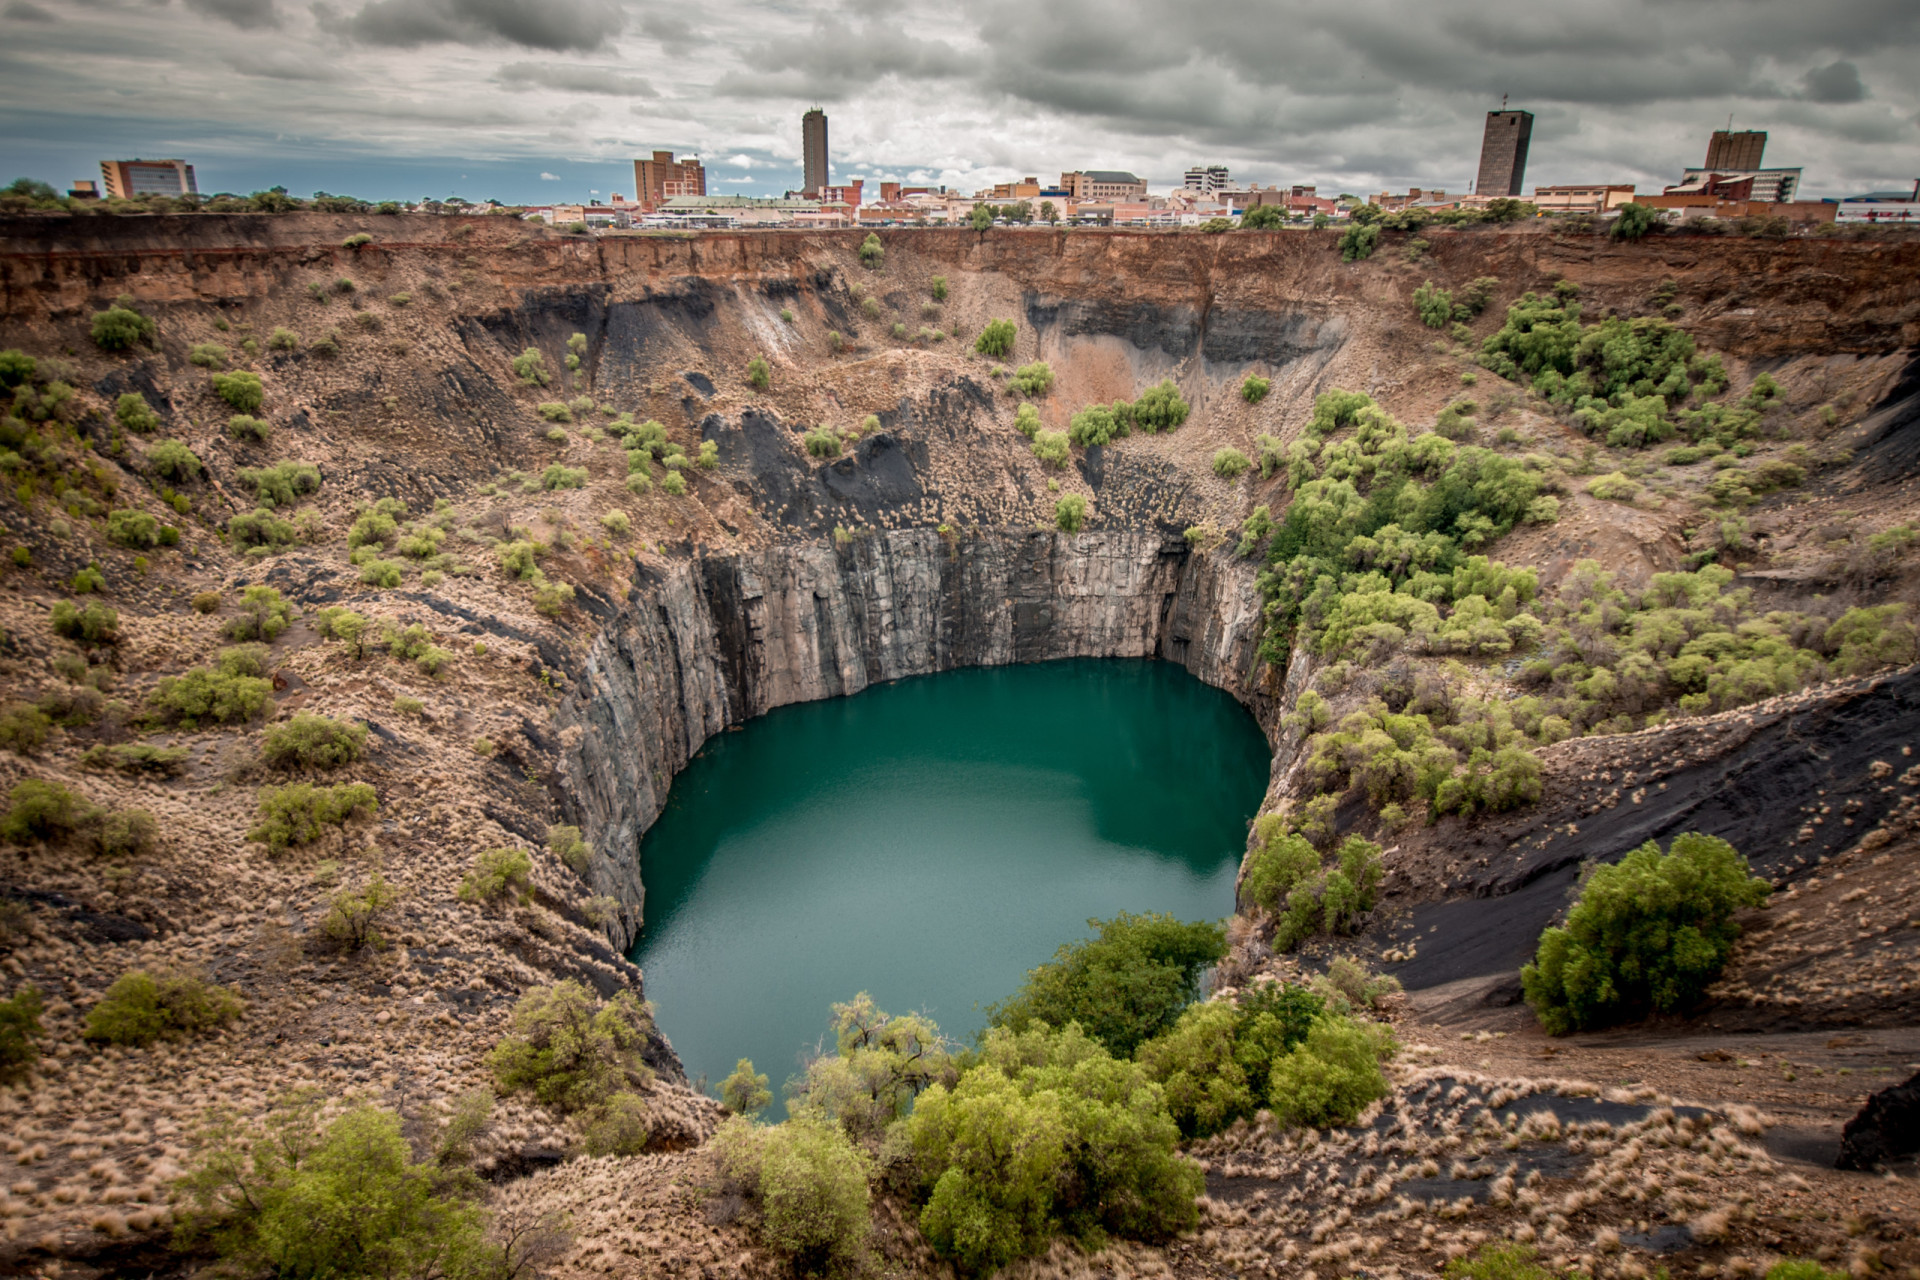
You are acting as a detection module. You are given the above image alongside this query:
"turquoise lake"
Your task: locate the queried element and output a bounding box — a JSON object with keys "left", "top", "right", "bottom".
{"left": 627, "top": 658, "right": 1272, "bottom": 1100}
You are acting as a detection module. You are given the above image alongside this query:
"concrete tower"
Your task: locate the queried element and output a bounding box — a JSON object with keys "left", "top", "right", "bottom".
{"left": 802, "top": 109, "right": 829, "bottom": 198}
{"left": 1474, "top": 108, "right": 1534, "bottom": 198}
{"left": 1705, "top": 130, "right": 1767, "bottom": 171}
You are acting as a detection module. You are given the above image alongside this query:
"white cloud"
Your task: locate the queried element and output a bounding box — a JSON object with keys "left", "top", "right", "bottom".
{"left": 726, "top": 153, "right": 757, "bottom": 167}
{"left": 540, "top": 171, "right": 561, "bottom": 180}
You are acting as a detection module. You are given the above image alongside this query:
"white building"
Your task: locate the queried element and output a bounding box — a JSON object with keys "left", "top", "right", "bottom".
{"left": 1674, "top": 167, "right": 1803, "bottom": 203}
{"left": 1183, "top": 165, "right": 1230, "bottom": 195}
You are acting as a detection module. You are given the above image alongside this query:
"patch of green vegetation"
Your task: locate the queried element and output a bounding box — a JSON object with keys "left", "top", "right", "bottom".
{"left": 974, "top": 318, "right": 1016, "bottom": 357}
{"left": 716, "top": 1117, "right": 870, "bottom": 1273}
{"left": 237, "top": 460, "right": 320, "bottom": 507}
{"left": 1523, "top": 832, "right": 1769, "bottom": 1034}
{"left": 149, "top": 650, "right": 274, "bottom": 727}
{"left": 458, "top": 847, "right": 533, "bottom": 907}
{"left": 83, "top": 967, "right": 243, "bottom": 1045}
{"left": 1054, "top": 494, "right": 1087, "bottom": 532}
{"left": 247, "top": 781, "right": 378, "bottom": 853}
{"left": 1242, "top": 374, "right": 1270, "bottom": 404}
{"left": 488, "top": 980, "right": 655, "bottom": 1112}
{"left": 0, "top": 985, "right": 44, "bottom": 1082}
{"left": 1010, "top": 361, "right": 1054, "bottom": 397}
{"left": 211, "top": 370, "right": 264, "bottom": 413}
{"left": 261, "top": 713, "right": 367, "bottom": 770}
{"left": 1240, "top": 820, "right": 1385, "bottom": 946}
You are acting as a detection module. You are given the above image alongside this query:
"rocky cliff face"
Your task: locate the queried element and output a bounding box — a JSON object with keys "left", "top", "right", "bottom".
{"left": 556, "top": 528, "right": 1272, "bottom": 949}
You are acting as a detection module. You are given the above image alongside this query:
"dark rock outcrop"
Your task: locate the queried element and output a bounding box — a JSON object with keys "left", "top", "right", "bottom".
{"left": 1838, "top": 1070, "right": 1920, "bottom": 1170}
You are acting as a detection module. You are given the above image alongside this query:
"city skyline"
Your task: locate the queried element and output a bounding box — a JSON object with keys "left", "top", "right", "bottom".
{"left": 1, "top": 0, "right": 1914, "bottom": 205}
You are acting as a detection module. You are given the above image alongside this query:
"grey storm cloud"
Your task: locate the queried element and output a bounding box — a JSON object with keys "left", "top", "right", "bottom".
{"left": 3, "top": 2, "right": 57, "bottom": 19}
{"left": 1802, "top": 61, "right": 1867, "bottom": 104}
{"left": 717, "top": 14, "right": 981, "bottom": 100}
{"left": 496, "top": 60, "right": 655, "bottom": 95}
{"left": 184, "top": 0, "right": 279, "bottom": 28}
{"left": 333, "top": 0, "right": 624, "bottom": 50}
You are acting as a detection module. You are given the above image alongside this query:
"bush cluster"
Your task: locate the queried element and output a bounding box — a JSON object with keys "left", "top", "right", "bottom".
{"left": 458, "top": 847, "right": 533, "bottom": 907}
{"left": 84, "top": 967, "right": 243, "bottom": 1045}
{"left": 91, "top": 302, "right": 155, "bottom": 351}
{"left": 321, "top": 872, "right": 398, "bottom": 951}
{"left": 716, "top": 1117, "right": 871, "bottom": 1273}
{"left": 974, "top": 319, "right": 1016, "bottom": 357}
{"left": 1240, "top": 818, "right": 1384, "bottom": 947}
{"left": 262, "top": 713, "right": 367, "bottom": 769}
{"left": 487, "top": 981, "right": 655, "bottom": 1124}
{"left": 1522, "top": 832, "right": 1769, "bottom": 1034}
{"left": 247, "top": 781, "right": 378, "bottom": 852}
{"left": 149, "top": 647, "right": 275, "bottom": 727}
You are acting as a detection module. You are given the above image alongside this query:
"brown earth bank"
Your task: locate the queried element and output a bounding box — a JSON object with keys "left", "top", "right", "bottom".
{"left": 0, "top": 214, "right": 1918, "bottom": 1278}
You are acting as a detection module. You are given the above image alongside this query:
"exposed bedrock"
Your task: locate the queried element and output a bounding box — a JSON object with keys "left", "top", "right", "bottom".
{"left": 556, "top": 529, "right": 1275, "bottom": 950}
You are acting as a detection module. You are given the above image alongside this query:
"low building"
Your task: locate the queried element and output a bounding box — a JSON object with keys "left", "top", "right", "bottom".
{"left": 1671, "top": 167, "right": 1802, "bottom": 203}
{"left": 100, "top": 158, "right": 197, "bottom": 198}
{"left": 1532, "top": 184, "right": 1636, "bottom": 214}
{"left": 1635, "top": 194, "right": 1835, "bottom": 224}
{"left": 66, "top": 180, "right": 99, "bottom": 201}
{"left": 1831, "top": 185, "right": 1919, "bottom": 223}
{"left": 1061, "top": 170, "right": 1147, "bottom": 202}
{"left": 653, "top": 194, "right": 824, "bottom": 227}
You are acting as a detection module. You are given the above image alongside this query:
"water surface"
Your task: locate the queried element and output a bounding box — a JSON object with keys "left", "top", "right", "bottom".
{"left": 628, "top": 659, "right": 1271, "bottom": 1098}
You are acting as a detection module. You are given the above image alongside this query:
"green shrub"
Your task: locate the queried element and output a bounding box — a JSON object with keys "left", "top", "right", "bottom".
{"left": 1522, "top": 832, "right": 1769, "bottom": 1034}
{"left": 175, "top": 1102, "right": 492, "bottom": 1280}
{"left": 548, "top": 824, "right": 589, "bottom": 874}
{"left": 1134, "top": 981, "right": 1326, "bottom": 1137}
{"left": 458, "top": 847, "right": 533, "bottom": 906}
{"left": 600, "top": 510, "right": 631, "bottom": 537}
{"left": 1068, "top": 404, "right": 1126, "bottom": 446}
{"left": 150, "top": 439, "right": 203, "bottom": 481}
{"left": 931, "top": 276, "right": 948, "bottom": 302}
{"left": 106, "top": 509, "right": 168, "bottom": 548}
{"left": 786, "top": 994, "right": 956, "bottom": 1139}
{"left": 488, "top": 980, "right": 655, "bottom": 1113}
{"left": 91, "top": 305, "right": 155, "bottom": 351}
{"left": 1612, "top": 202, "right": 1660, "bottom": 241}
{"left": 1010, "top": 361, "right": 1054, "bottom": 397}
{"left": 536, "top": 401, "right": 572, "bottom": 424}
{"left": 237, "top": 460, "right": 320, "bottom": 506}
{"left": 1241, "top": 374, "right": 1270, "bottom": 404}
{"left": 0, "top": 778, "right": 99, "bottom": 842}
{"left": 660, "top": 472, "right": 686, "bottom": 497}
{"left": 0, "top": 704, "right": 51, "bottom": 754}
{"left": 0, "top": 985, "right": 43, "bottom": 1082}
{"left": 385, "top": 623, "right": 450, "bottom": 675}
{"left": 1031, "top": 429, "right": 1069, "bottom": 469}
{"left": 211, "top": 370, "right": 265, "bottom": 412}
{"left": 720, "top": 1058, "right": 772, "bottom": 1115}
{"left": 95, "top": 807, "right": 157, "bottom": 857}
{"left": 1053, "top": 494, "right": 1087, "bottom": 532}
{"left": 581, "top": 1091, "right": 652, "bottom": 1156}
{"left": 1413, "top": 280, "right": 1454, "bottom": 329}
{"left": 84, "top": 967, "right": 243, "bottom": 1045}
{"left": 1212, "top": 447, "right": 1251, "bottom": 479}
{"left": 512, "top": 347, "right": 551, "bottom": 386}
{"left": 70, "top": 564, "right": 106, "bottom": 594}
{"left": 247, "top": 781, "right": 378, "bottom": 853}
{"left": 47, "top": 597, "right": 118, "bottom": 646}
{"left": 262, "top": 713, "right": 367, "bottom": 770}
{"left": 0, "top": 349, "right": 33, "bottom": 388}
{"left": 975, "top": 318, "right": 1016, "bottom": 357}
{"left": 267, "top": 326, "right": 299, "bottom": 352}
{"left": 908, "top": 1021, "right": 1200, "bottom": 1274}
{"left": 716, "top": 1117, "right": 871, "bottom": 1272}
{"left": 1133, "top": 379, "right": 1189, "bottom": 432}
{"left": 1013, "top": 403, "right": 1041, "bottom": 438}
{"left": 224, "top": 585, "right": 294, "bottom": 641}
{"left": 79, "top": 742, "right": 190, "bottom": 774}
{"left": 359, "top": 558, "right": 404, "bottom": 588}
{"left": 319, "top": 871, "right": 398, "bottom": 951}
{"left": 115, "top": 393, "right": 159, "bottom": 434}
{"left": 746, "top": 357, "right": 770, "bottom": 390}
{"left": 804, "top": 428, "right": 841, "bottom": 458}
{"left": 229, "top": 507, "right": 298, "bottom": 552}
{"left": 1240, "top": 820, "right": 1385, "bottom": 949}
{"left": 859, "top": 232, "right": 884, "bottom": 267}
{"left": 497, "top": 539, "right": 543, "bottom": 579}
{"left": 188, "top": 342, "right": 228, "bottom": 369}
{"left": 537, "top": 463, "right": 585, "bottom": 490}
{"left": 987, "top": 911, "right": 1225, "bottom": 1057}
{"left": 314, "top": 605, "right": 373, "bottom": 657}
{"left": 1265, "top": 1014, "right": 1396, "bottom": 1128}
{"left": 1339, "top": 223, "right": 1380, "bottom": 262}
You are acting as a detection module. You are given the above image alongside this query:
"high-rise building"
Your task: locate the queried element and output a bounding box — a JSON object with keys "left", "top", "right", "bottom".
{"left": 802, "top": 109, "right": 829, "bottom": 198}
{"left": 1184, "top": 165, "right": 1230, "bottom": 195}
{"left": 633, "top": 151, "right": 705, "bottom": 211}
{"left": 100, "top": 159, "right": 198, "bottom": 199}
{"left": 1474, "top": 110, "right": 1533, "bottom": 198}
{"left": 1705, "top": 130, "right": 1767, "bottom": 171}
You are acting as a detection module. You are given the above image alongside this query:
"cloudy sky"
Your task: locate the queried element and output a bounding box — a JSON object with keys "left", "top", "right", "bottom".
{"left": 2, "top": 0, "right": 1915, "bottom": 205}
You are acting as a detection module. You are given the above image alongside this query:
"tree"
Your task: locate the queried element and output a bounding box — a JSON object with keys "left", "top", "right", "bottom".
{"left": 1612, "top": 202, "right": 1660, "bottom": 241}
{"left": 1338, "top": 223, "right": 1380, "bottom": 262}
{"left": 1039, "top": 200, "right": 1057, "bottom": 224}
{"left": 969, "top": 204, "right": 993, "bottom": 231}
{"left": 176, "top": 1101, "right": 494, "bottom": 1280}
{"left": 987, "top": 911, "right": 1226, "bottom": 1056}
{"left": 715, "top": 1118, "right": 870, "bottom": 1273}
{"left": 746, "top": 357, "right": 770, "bottom": 390}
{"left": 1484, "top": 197, "right": 1534, "bottom": 223}
{"left": 1054, "top": 494, "right": 1087, "bottom": 532}
{"left": 1413, "top": 280, "right": 1454, "bottom": 329}
{"left": 212, "top": 370, "right": 265, "bottom": 413}
{"left": 1521, "top": 832, "right": 1770, "bottom": 1034}
{"left": 859, "top": 232, "right": 884, "bottom": 267}
{"left": 1240, "top": 203, "right": 1285, "bottom": 230}
{"left": 488, "top": 980, "right": 655, "bottom": 1113}
{"left": 720, "top": 1059, "right": 771, "bottom": 1115}
{"left": 788, "top": 993, "right": 957, "bottom": 1138}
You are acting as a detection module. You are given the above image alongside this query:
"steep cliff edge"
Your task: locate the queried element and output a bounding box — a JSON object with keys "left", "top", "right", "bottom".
{"left": 557, "top": 528, "right": 1270, "bottom": 949}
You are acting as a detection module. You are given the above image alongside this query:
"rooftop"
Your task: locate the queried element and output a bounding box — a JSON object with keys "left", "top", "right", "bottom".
{"left": 659, "top": 195, "right": 821, "bottom": 209}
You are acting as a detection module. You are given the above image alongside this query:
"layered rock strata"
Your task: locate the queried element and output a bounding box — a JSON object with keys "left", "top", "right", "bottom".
{"left": 557, "top": 528, "right": 1271, "bottom": 948}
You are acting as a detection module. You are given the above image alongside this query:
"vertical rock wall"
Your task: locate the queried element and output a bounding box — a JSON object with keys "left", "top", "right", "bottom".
{"left": 558, "top": 529, "right": 1275, "bottom": 950}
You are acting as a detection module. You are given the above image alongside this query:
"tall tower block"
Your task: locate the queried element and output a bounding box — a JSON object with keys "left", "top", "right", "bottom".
{"left": 802, "top": 109, "right": 829, "bottom": 198}
{"left": 1475, "top": 109, "right": 1534, "bottom": 198}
